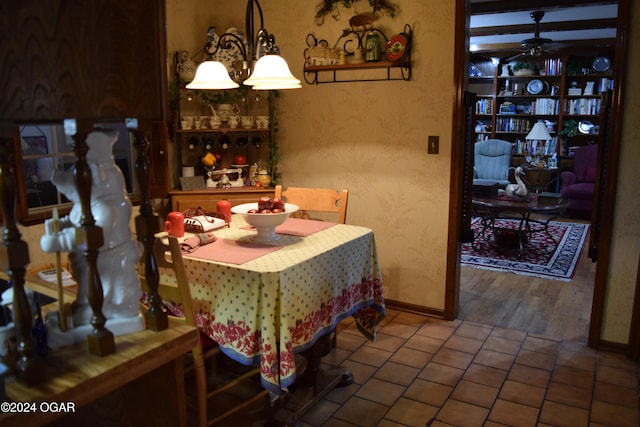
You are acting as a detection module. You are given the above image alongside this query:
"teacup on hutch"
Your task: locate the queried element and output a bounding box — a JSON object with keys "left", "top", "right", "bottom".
{"left": 181, "top": 116, "right": 193, "bottom": 130}
{"left": 215, "top": 103, "right": 240, "bottom": 122}
{"left": 210, "top": 115, "right": 222, "bottom": 129}
{"left": 241, "top": 115, "right": 254, "bottom": 129}
{"left": 227, "top": 114, "right": 240, "bottom": 129}
{"left": 199, "top": 115, "right": 210, "bottom": 129}
{"left": 256, "top": 115, "right": 270, "bottom": 129}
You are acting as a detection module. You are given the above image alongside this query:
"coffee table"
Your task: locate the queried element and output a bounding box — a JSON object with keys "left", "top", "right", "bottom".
{"left": 472, "top": 195, "right": 569, "bottom": 257}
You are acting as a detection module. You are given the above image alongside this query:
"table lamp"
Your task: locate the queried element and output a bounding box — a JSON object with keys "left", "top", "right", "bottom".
{"left": 526, "top": 121, "right": 552, "bottom": 167}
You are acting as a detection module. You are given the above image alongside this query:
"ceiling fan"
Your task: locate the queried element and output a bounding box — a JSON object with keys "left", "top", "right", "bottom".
{"left": 506, "top": 10, "right": 563, "bottom": 62}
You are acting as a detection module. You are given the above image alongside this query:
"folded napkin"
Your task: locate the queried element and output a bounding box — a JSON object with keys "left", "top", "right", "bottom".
{"left": 180, "top": 233, "right": 217, "bottom": 253}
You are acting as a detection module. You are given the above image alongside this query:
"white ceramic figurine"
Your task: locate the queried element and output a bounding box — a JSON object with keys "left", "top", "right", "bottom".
{"left": 40, "top": 129, "right": 143, "bottom": 338}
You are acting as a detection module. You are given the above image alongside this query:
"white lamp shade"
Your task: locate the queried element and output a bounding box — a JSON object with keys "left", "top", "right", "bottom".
{"left": 251, "top": 81, "right": 302, "bottom": 90}
{"left": 185, "top": 61, "right": 239, "bottom": 90}
{"left": 526, "top": 121, "right": 552, "bottom": 141}
{"left": 243, "top": 55, "right": 301, "bottom": 89}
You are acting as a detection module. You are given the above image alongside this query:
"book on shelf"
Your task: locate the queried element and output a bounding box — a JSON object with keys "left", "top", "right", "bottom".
{"left": 564, "top": 98, "right": 601, "bottom": 115}
{"left": 543, "top": 58, "right": 563, "bottom": 76}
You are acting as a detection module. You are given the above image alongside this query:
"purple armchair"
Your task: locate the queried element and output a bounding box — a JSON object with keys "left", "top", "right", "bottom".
{"left": 559, "top": 144, "right": 598, "bottom": 215}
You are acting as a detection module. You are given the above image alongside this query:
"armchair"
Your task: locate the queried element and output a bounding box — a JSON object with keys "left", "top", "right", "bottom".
{"left": 473, "top": 139, "right": 514, "bottom": 188}
{"left": 559, "top": 144, "right": 598, "bottom": 216}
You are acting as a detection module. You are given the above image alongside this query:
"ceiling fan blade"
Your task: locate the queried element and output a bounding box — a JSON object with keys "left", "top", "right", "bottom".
{"left": 506, "top": 52, "right": 526, "bottom": 62}
{"left": 521, "top": 36, "right": 553, "bottom": 48}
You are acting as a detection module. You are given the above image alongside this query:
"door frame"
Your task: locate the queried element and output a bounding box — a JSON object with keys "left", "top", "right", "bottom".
{"left": 446, "top": 0, "right": 633, "bottom": 350}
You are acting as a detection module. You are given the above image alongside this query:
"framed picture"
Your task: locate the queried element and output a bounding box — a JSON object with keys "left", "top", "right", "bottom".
{"left": 547, "top": 157, "right": 558, "bottom": 169}
{"left": 22, "top": 136, "right": 48, "bottom": 155}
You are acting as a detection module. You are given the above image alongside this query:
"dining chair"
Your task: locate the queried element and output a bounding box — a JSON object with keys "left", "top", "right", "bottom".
{"left": 139, "top": 234, "right": 268, "bottom": 426}
{"left": 274, "top": 185, "right": 349, "bottom": 224}
{"left": 274, "top": 185, "right": 349, "bottom": 347}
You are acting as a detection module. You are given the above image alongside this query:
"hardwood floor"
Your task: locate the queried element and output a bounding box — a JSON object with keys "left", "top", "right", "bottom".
{"left": 459, "top": 221, "right": 596, "bottom": 342}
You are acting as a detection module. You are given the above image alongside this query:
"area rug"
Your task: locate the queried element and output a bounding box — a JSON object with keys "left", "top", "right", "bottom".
{"left": 461, "top": 218, "right": 589, "bottom": 282}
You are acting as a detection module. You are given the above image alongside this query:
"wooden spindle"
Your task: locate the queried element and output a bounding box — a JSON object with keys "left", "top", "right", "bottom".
{"left": 133, "top": 120, "right": 167, "bottom": 331}
{"left": 0, "top": 124, "right": 43, "bottom": 385}
{"left": 70, "top": 121, "right": 115, "bottom": 355}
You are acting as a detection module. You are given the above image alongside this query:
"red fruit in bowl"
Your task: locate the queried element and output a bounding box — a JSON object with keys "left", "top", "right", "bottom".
{"left": 258, "top": 197, "right": 273, "bottom": 211}
{"left": 247, "top": 209, "right": 259, "bottom": 214}
{"left": 234, "top": 154, "right": 247, "bottom": 165}
{"left": 260, "top": 209, "right": 272, "bottom": 214}
{"left": 271, "top": 197, "right": 285, "bottom": 211}
{"left": 271, "top": 208, "right": 283, "bottom": 213}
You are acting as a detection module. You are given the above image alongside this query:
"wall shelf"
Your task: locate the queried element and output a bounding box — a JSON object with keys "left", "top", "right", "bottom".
{"left": 304, "top": 60, "right": 411, "bottom": 84}
{"left": 303, "top": 24, "right": 412, "bottom": 85}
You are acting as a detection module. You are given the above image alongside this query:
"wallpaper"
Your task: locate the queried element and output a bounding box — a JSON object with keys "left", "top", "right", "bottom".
{"left": 264, "top": 0, "right": 455, "bottom": 309}
{"left": 601, "top": 1, "right": 640, "bottom": 343}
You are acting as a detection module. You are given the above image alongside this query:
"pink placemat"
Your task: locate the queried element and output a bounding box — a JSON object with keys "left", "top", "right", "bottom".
{"left": 275, "top": 218, "right": 336, "bottom": 236}
{"left": 240, "top": 218, "right": 336, "bottom": 236}
{"left": 186, "top": 238, "right": 281, "bottom": 264}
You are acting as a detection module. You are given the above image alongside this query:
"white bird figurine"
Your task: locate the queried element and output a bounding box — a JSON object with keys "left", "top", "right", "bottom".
{"left": 505, "top": 166, "right": 528, "bottom": 198}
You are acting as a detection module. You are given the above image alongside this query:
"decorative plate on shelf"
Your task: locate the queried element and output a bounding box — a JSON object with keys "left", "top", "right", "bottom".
{"left": 592, "top": 56, "right": 611, "bottom": 73}
{"left": 386, "top": 34, "right": 407, "bottom": 62}
{"left": 214, "top": 27, "right": 247, "bottom": 74}
{"left": 526, "top": 79, "right": 545, "bottom": 95}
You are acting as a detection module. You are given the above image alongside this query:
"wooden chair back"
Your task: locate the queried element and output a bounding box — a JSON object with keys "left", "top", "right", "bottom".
{"left": 139, "top": 234, "right": 207, "bottom": 427}
{"left": 274, "top": 185, "right": 349, "bottom": 224}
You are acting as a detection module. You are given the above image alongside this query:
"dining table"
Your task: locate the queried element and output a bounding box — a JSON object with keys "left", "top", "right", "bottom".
{"left": 158, "top": 214, "right": 385, "bottom": 408}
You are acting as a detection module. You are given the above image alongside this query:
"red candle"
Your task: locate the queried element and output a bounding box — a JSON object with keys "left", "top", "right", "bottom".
{"left": 217, "top": 199, "right": 232, "bottom": 223}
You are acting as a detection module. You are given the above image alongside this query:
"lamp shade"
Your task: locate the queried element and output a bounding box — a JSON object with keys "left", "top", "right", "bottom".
{"left": 526, "top": 121, "right": 552, "bottom": 141}
{"left": 186, "top": 61, "right": 239, "bottom": 90}
{"left": 243, "top": 55, "right": 301, "bottom": 89}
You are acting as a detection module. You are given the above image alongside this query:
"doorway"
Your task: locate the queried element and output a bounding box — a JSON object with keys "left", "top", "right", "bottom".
{"left": 447, "top": 0, "right": 630, "bottom": 348}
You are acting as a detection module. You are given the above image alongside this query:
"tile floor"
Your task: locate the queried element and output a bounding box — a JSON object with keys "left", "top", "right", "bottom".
{"left": 290, "top": 309, "right": 639, "bottom": 427}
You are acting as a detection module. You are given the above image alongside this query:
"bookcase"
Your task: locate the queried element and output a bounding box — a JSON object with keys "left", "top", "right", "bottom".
{"left": 469, "top": 55, "right": 612, "bottom": 167}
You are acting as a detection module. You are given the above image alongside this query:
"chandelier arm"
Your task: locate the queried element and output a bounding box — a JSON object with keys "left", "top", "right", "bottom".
{"left": 246, "top": 0, "right": 265, "bottom": 59}
{"left": 204, "top": 32, "right": 249, "bottom": 62}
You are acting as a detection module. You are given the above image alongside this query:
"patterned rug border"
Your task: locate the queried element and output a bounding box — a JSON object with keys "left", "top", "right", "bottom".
{"left": 461, "top": 219, "right": 590, "bottom": 282}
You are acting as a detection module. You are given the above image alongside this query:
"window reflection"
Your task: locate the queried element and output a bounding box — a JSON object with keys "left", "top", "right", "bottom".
{"left": 19, "top": 122, "right": 136, "bottom": 215}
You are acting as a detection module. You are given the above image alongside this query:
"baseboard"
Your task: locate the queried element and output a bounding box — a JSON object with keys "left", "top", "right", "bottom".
{"left": 598, "top": 339, "right": 631, "bottom": 356}
{"left": 385, "top": 299, "right": 446, "bottom": 319}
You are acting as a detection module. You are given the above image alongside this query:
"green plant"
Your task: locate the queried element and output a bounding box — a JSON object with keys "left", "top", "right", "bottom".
{"left": 267, "top": 91, "right": 280, "bottom": 184}
{"left": 315, "top": 0, "right": 398, "bottom": 25}
{"left": 565, "top": 59, "right": 592, "bottom": 76}
{"left": 512, "top": 62, "right": 535, "bottom": 72}
{"left": 192, "top": 86, "right": 249, "bottom": 106}
{"left": 560, "top": 119, "right": 579, "bottom": 138}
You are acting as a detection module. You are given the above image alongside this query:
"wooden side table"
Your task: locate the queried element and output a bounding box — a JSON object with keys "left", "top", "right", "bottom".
{"left": 522, "top": 166, "right": 560, "bottom": 193}
{"left": 1, "top": 319, "right": 198, "bottom": 427}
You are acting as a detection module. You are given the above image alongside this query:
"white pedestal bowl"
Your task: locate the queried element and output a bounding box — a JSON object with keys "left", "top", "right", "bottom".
{"left": 231, "top": 203, "right": 299, "bottom": 242}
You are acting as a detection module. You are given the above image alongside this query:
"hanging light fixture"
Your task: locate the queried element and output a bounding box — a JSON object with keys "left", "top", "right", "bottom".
{"left": 186, "top": 61, "right": 239, "bottom": 89}
{"left": 186, "top": 0, "right": 300, "bottom": 91}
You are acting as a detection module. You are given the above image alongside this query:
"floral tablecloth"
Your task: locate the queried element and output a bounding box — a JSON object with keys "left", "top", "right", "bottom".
{"left": 163, "top": 215, "right": 385, "bottom": 395}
